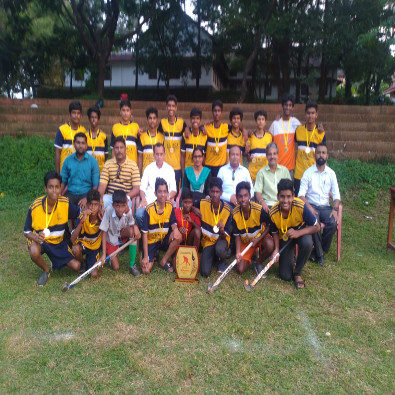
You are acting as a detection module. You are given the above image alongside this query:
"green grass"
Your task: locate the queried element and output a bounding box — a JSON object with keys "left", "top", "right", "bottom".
{"left": 0, "top": 136, "right": 394, "bottom": 393}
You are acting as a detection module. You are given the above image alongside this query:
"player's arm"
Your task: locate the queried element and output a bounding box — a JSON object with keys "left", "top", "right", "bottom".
{"left": 138, "top": 152, "right": 143, "bottom": 175}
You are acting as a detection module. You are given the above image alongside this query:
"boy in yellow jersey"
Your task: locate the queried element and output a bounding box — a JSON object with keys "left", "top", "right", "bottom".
{"left": 137, "top": 107, "right": 165, "bottom": 175}
{"left": 226, "top": 107, "right": 248, "bottom": 165}
{"left": 111, "top": 99, "right": 139, "bottom": 163}
{"left": 157, "top": 95, "right": 188, "bottom": 191}
{"left": 71, "top": 189, "right": 102, "bottom": 278}
{"left": 24, "top": 171, "right": 82, "bottom": 286}
{"left": 247, "top": 110, "right": 273, "bottom": 182}
{"left": 181, "top": 107, "right": 207, "bottom": 168}
{"left": 196, "top": 177, "right": 232, "bottom": 276}
{"left": 269, "top": 178, "right": 320, "bottom": 289}
{"left": 204, "top": 100, "right": 230, "bottom": 177}
{"left": 233, "top": 181, "right": 273, "bottom": 275}
{"left": 293, "top": 102, "right": 326, "bottom": 196}
{"left": 86, "top": 106, "right": 108, "bottom": 173}
{"left": 141, "top": 178, "right": 182, "bottom": 274}
{"left": 55, "top": 101, "right": 86, "bottom": 173}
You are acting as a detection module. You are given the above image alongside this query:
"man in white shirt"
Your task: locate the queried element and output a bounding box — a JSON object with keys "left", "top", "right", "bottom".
{"left": 136, "top": 143, "right": 177, "bottom": 227}
{"left": 254, "top": 142, "right": 291, "bottom": 213}
{"left": 268, "top": 93, "right": 301, "bottom": 176}
{"left": 217, "top": 145, "right": 253, "bottom": 210}
{"left": 298, "top": 143, "right": 341, "bottom": 266}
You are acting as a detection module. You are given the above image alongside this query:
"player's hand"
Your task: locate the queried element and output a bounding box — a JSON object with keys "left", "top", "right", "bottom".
{"left": 138, "top": 128, "right": 144, "bottom": 136}
{"left": 37, "top": 232, "right": 46, "bottom": 243}
{"left": 251, "top": 237, "right": 260, "bottom": 248}
{"left": 247, "top": 129, "right": 254, "bottom": 137}
{"left": 138, "top": 197, "right": 147, "bottom": 209}
{"left": 133, "top": 226, "right": 141, "bottom": 240}
{"left": 271, "top": 250, "right": 279, "bottom": 263}
{"left": 330, "top": 209, "right": 338, "bottom": 223}
{"left": 261, "top": 200, "right": 270, "bottom": 213}
{"left": 183, "top": 213, "right": 191, "bottom": 222}
{"left": 217, "top": 221, "right": 225, "bottom": 234}
{"left": 141, "top": 257, "right": 149, "bottom": 270}
{"left": 318, "top": 123, "right": 324, "bottom": 133}
{"left": 287, "top": 228, "right": 299, "bottom": 239}
{"left": 244, "top": 144, "right": 250, "bottom": 154}
{"left": 184, "top": 127, "right": 191, "bottom": 138}
{"left": 230, "top": 194, "right": 238, "bottom": 206}
{"left": 98, "top": 255, "right": 106, "bottom": 268}
{"left": 78, "top": 197, "right": 87, "bottom": 210}
{"left": 98, "top": 207, "right": 105, "bottom": 220}
{"left": 236, "top": 253, "right": 242, "bottom": 263}
{"left": 179, "top": 226, "right": 187, "bottom": 235}
{"left": 191, "top": 206, "right": 202, "bottom": 219}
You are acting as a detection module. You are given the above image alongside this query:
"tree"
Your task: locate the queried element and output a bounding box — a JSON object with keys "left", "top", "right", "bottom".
{"left": 52, "top": 0, "right": 157, "bottom": 97}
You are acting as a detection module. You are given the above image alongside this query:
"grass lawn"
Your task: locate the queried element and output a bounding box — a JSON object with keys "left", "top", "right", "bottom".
{"left": 0, "top": 136, "right": 394, "bottom": 393}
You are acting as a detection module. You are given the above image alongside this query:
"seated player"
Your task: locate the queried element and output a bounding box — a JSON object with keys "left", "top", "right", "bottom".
{"left": 24, "top": 170, "right": 81, "bottom": 286}
{"left": 71, "top": 189, "right": 102, "bottom": 278}
{"left": 181, "top": 107, "right": 207, "bottom": 168}
{"left": 141, "top": 178, "right": 182, "bottom": 274}
{"left": 269, "top": 179, "right": 320, "bottom": 289}
{"left": 247, "top": 110, "right": 273, "bottom": 182}
{"left": 175, "top": 189, "right": 202, "bottom": 248}
{"left": 197, "top": 177, "right": 232, "bottom": 276}
{"left": 99, "top": 190, "right": 141, "bottom": 276}
{"left": 137, "top": 107, "right": 165, "bottom": 174}
{"left": 233, "top": 181, "right": 274, "bottom": 275}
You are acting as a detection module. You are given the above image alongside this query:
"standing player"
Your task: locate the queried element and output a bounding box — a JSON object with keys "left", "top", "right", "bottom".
{"left": 158, "top": 95, "right": 188, "bottom": 191}
{"left": 226, "top": 107, "right": 247, "bottom": 165}
{"left": 181, "top": 107, "right": 207, "bottom": 168}
{"left": 204, "top": 100, "right": 230, "bottom": 177}
{"left": 269, "top": 93, "right": 301, "bottom": 176}
{"left": 293, "top": 102, "right": 326, "bottom": 196}
{"left": 54, "top": 101, "right": 86, "bottom": 173}
{"left": 247, "top": 110, "right": 273, "bottom": 182}
{"left": 111, "top": 100, "right": 139, "bottom": 163}
{"left": 137, "top": 107, "right": 165, "bottom": 175}
{"left": 24, "top": 171, "right": 81, "bottom": 286}
{"left": 86, "top": 106, "right": 108, "bottom": 173}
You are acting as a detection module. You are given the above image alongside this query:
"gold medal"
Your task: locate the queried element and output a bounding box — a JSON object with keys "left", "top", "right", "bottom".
{"left": 43, "top": 228, "right": 50, "bottom": 238}
{"left": 170, "top": 147, "right": 174, "bottom": 153}
{"left": 284, "top": 147, "right": 288, "bottom": 152}
{"left": 252, "top": 157, "right": 257, "bottom": 163}
{"left": 215, "top": 146, "right": 219, "bottom": 153}
{"left": 283, "top": 234, "right": 289, "bottom": 241}
{"left": 305, "top": 147, "right": 311, "bottom": 154}
{"left": 213, "top": 225, "right": 219, "bottom": 234}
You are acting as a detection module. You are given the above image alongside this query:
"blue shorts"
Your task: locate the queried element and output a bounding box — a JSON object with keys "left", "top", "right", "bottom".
{"left": 39, "top": 240, "right": 74, "bottom": 270}
{"left": 78, "top": 243, "right": 101, "bottom": 269}
{"left": 143, "top": 232, "right": 171, "bottom": 262}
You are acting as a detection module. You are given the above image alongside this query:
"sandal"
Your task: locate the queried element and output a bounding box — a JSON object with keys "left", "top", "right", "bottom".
{"left": 293, "top": 279, "right": 305, "bottom": 290}
{"left": 161, "top": 262, "right": 174, "bottom": 272}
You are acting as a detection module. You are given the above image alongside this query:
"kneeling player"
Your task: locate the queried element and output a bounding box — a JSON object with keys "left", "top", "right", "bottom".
{"left": 269, "top": 179, "right": 320, "bottom": 289}
{"left": 233, "top": 181, "right": 273, "bottom": 275}
{"left": 100, "top": 190, "right": 141, "bottom": 275}
{"left": 71, "top": 189, "right": 102, "bottom": 278}
{"left": 141, "top": 178, "right": 182, "bottom": 274}
{"left": 24, "top": 171, "right": 81, "bottom": 286}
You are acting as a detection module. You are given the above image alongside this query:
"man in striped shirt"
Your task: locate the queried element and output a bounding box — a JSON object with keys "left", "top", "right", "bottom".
{"left": 98, "top": 136, "right": 140, "bottom": 209}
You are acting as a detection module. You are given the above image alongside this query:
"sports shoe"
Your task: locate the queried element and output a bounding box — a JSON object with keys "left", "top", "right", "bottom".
{"left": 254, "top": 263, "right": 267, "bottom": 279}
{"left": 317, "top": 256, "right": 325, "bottom": 266}
{"left": 36, "top": 271, "right": 49, "bottom": 286}
{"left": 129, "top": 265, "right": 140, "bottom": 277}
{"left": 217, "top": 262, "right": 227, "bottom": 273}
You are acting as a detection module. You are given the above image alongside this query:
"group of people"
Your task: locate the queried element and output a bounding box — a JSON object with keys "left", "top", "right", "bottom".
{"left": 24, "top": 94, "right": 341, "bottom": 290}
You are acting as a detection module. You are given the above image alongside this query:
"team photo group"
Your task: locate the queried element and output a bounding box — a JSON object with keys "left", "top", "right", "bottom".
{"left": 24, "top": 93, "right": 341, "bottom": 290}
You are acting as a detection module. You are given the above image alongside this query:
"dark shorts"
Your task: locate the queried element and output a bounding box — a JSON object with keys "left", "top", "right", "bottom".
{"left": 39, "top": 240, "right": 74, "bottom": 270}
{"left": 143, "top": 232, "right": 171, "bottom": 262}
{"left": 78, "top": 242, "right": 101, "bottom": 269}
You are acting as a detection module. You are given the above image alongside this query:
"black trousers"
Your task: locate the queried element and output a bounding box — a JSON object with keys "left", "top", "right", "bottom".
{"left": 310, "top": 204, "right": 337, "bottom": 258}
{"left": 279, "top": 234, "right": 313, "bottom": 281}
{"left": 200, "top": 239, "right": 228, "bottom": 277}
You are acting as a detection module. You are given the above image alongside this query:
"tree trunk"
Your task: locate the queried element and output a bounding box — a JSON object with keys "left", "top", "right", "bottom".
{"left": 239, "top": 0, "right": 276, "bottom": 102}
{"left": 196, "top": 0, "right": 201, "bottom": 92}
{"left": 365, "top": 73, "right": 371, "bottom": 105}
{"left": 97, "top": 57, "right": 105, "bottom": 98}
{"left": 69, "top": 68, "right": 73, "bottom": 93}
{"left": 135, "top": 37, "right": 139, "bottom": 96}
{"left": 295, "top": 46, "right": 302, "bottom": 103}
{"left": 345, "top": 78, "right": 352, "bottom": 98}
{"left": 319, "top": 0, "right": 329, "bottom": 102}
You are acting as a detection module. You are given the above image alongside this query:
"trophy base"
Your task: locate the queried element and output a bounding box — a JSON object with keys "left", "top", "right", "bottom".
{"left": 174, "top": 278, "right": 199, "bottom": 284}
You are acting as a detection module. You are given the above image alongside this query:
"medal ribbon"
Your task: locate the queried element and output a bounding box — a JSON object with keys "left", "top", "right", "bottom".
{"left": 305, "top": 125, "right": 316, "bottom": 150}
{"left": 280, "top": 209, "right": 290, "bottom": 236}
{"left": 281, "top": 118, "right": 291, "bottom": 150}
{"left": 89, "top": 129, "right": 98, "bottom": 155}
{"left": 214, "top": 124, "right": 222, "bottom": 151}
{"left": 211, "top": 204, "right": 220, "bottom": 228}
{"left": 155, "top": 202, "right": 164, "bottom": 241}
{"left": 181, "top": 210, "right": 188, "bottom": 244}
{"left": 45, "top": 198, "right": 56, "bottom": 229}
{"left": 167, "top": 119, "right": 176, "bottom": 151}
